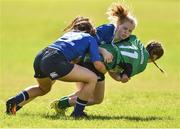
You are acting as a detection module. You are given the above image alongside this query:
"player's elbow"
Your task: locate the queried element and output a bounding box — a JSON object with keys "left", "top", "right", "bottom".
{"left": 93, "top": 61, "right": 107, "bottom": 74}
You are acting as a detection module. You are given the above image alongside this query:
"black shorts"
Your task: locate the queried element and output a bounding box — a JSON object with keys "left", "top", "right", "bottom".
{"left": 78, "top": 61, "right": 105, "bottom": 81}
{"left": 33, "top": 47, "right": 74, "bottom": 80}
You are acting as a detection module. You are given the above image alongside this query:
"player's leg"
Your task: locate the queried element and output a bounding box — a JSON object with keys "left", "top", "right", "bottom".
{"left": 6, "top": 78, "right": 54, "bottom": 115}
{"left": 58, "top": 64, "right": 97, "bottom": 117}
{"left": 38, "top": 48, "right": 97, "bottom": 117}
{"left": 14, "top": 80, "right": 56, "bottom": 113}
{"left": 51, "top": 80, "right": 105, "bottom": 115}
{"left": 68, "top": 81, "right": 105, "bottom": 105}
{"left": 88, "top": 80, "right": 105, "bottom": 105}
{"left": 17, "top": 80, "right": 56, "bottom": 108}
{"left": 50, "top": 82, "right": 83, "bottom": 115}
{"left": 52, "top": 61, "right": 105, "bottom": 109}
{"left": 68, "top": 82, "right": 85, "bottom": 105}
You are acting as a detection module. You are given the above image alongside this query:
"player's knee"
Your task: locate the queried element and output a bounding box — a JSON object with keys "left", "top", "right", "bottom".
{"left": 39, "top": 86, "right": 51, "bottom": 96}
{"left": 84, "top": 74, "right": 97, "bottom": 93}
{"left": 94, "top": 97, "right": 104, "bottom": 104}
{"left": 88, "top": 73, "right": 98, "bottom": 85}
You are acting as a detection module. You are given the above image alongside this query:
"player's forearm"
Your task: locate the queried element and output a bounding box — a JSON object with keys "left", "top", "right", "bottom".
{"left": 99, "top": 47, "right": 113, "bottom": 63}
{"left": 99, "top": 47, "right": 106, "bottom": 55}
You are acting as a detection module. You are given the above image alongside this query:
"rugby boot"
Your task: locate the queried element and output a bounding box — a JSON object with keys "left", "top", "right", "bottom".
{"left": 6, "top": 97, "right": 17, "bottom": 115}
{"left": 50, "top": 99, "right": 66, "bottom": 115}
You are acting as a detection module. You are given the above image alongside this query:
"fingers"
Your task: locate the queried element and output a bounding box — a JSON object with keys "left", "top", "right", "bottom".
{"left": 105, "top": 54, "right": 113, "bottom": 63}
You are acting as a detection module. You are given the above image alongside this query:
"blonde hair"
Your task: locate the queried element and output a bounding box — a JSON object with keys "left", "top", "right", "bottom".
{"left": 106, "top": 2, "right": 137, "bottom": 27}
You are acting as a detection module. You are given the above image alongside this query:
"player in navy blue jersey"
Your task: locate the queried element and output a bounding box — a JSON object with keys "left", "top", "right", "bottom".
{"left": 6, "top": 16, "right": 106, "bottom": 118}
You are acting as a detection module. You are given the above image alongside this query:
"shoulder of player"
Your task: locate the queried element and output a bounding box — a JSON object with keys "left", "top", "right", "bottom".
{"left": 96, "top": 23, "right": 115, "bottom": 30}
{"left": 79, "top": 32, "right": 94, "bottom": 39}
{"left": 82, "top": 33, "right": 97, "bottom": 43}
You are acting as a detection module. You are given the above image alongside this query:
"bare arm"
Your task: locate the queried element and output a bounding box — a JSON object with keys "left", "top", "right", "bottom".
{"left": 99, "top": 47, "right": 113, "bottom": 63}
{"left": 93, "top": 61, "right": 107, "bottom": 74}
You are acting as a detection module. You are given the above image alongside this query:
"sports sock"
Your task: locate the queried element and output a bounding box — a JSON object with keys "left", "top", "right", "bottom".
{"left": 73, "top": 97, "right": 87, "bottom": 116}
{"left": 58, "top": 96, "right": 70, "bottom": 109}
{"left": 16, "top": 105, "right": 22, "bottom": 111}
{"left": 14, "top": 91, "right": 29, "bottom": 105}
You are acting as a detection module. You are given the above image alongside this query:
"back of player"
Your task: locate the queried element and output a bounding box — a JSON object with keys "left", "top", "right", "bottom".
{"left": 49, "top": 31, "right": 100, "bottom": 63}
{"left": 115, "top": 35, "right": 149, "bottom": 77}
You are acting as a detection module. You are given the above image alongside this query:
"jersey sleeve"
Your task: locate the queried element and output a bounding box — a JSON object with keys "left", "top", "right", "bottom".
{"left": 88, "top": 37, "right": 101, "bottom": 62}
{"left": 95, "top": 24, "right": 115, "bottom": 45}
{"left": 130, "top": 35, "right": 144, "bottom": 49}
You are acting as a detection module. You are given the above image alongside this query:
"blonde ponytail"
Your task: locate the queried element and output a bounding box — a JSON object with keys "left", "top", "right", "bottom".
{"left": 106, "top": 2, "right": 137, "bottom": 27}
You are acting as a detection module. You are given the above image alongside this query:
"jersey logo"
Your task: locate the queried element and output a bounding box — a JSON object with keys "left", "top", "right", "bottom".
{"left": 50, "top": 72, "right": 58, "bottom": 79}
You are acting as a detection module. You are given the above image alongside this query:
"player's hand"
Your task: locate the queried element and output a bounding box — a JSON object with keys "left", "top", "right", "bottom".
{"left": 102, "top": 50, "right": 113, "bottom": 63}
{"left": 120, "top": 74, "right": 130, "bottom": 83}
{"left": 99, "top": 47, "right": 113, "bottom": 63}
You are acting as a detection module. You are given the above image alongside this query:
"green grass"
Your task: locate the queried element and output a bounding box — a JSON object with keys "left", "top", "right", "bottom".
{"left": 0, "top": 0, "right": 180, "bottom": 128}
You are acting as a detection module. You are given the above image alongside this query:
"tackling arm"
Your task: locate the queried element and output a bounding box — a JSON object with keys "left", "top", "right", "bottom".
{"left": 99, "top": 47, "right": 113, "bottom": 63}
{"left": 93, "top": 61, "right": 107, "bottom": 74}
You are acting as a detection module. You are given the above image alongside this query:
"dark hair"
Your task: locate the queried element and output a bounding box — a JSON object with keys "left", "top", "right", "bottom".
{"left": 146, "top": 41, "right": 164, "bottom": 73}
{"left": 63, "top": 16, "right": 96, "bottom": 35}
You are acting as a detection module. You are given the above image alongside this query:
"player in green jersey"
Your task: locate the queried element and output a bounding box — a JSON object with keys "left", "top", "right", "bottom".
{"left": 50, "top": 35, "right": 164, "bottom": 116}
{"left": 102, "top": 35, "right": 150, "bottom": 77}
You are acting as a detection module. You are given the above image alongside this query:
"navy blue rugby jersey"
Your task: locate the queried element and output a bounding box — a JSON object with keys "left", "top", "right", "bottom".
{"left": 48, "top": 31, "right": 101, "bottom": 62}
{"left": 94, "top": 24, "right": 115, "bottom": 45}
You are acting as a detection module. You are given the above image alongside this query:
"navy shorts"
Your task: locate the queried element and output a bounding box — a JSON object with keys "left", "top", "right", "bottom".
{"left": 33, "top": 48, "right": 74, "bottom": 80}
{"left": 78, "top": 61, "right": 105, "bottom": 81}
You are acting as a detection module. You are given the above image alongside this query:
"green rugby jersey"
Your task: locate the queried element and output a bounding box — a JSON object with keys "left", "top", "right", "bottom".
{"left": 114, "top": 35, "right": 149, "bottom": 77}
{"left": 99, "top": 44, "right": 119, "bottom": 70}
{"left": 83, "top": 35, "right": 149, "bottom": 77}
{"left": 82, "top": 44, "right": 119, "bottom": 71}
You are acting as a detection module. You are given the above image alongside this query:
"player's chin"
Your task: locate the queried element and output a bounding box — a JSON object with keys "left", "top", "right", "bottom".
{"left": 121, "top": 36, "right": 128, "bottom": 40}
{"left": 122, "top": 36, "right": 128, "bottom": 40}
